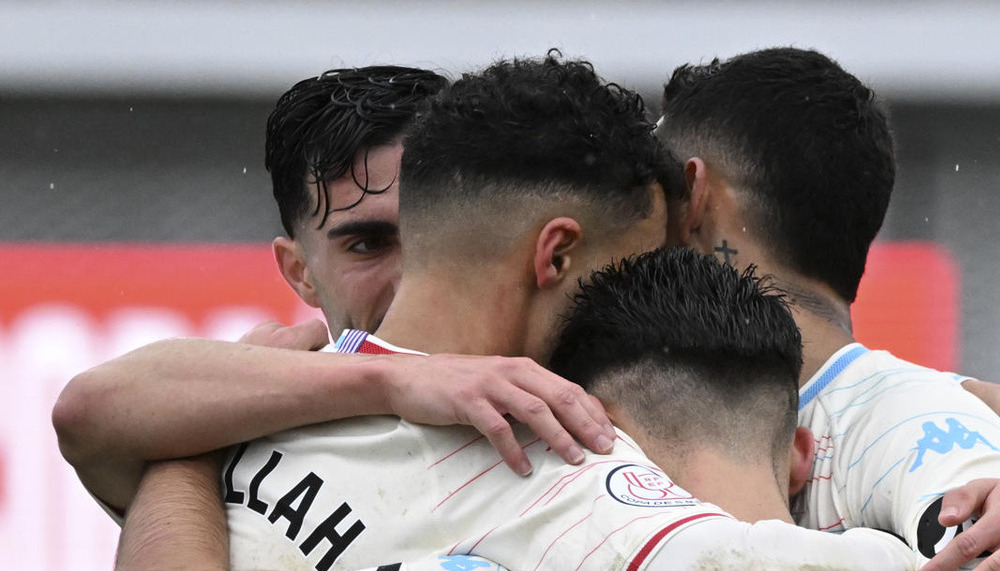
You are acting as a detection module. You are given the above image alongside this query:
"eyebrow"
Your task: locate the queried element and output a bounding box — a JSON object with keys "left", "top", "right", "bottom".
{"left": 326, "top": 220, "right": 398, "bottom": 240}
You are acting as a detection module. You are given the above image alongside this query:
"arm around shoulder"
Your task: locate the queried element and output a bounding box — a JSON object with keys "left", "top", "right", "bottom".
{"left": 962, "top": 379, "right": 1000, "bottom": 418}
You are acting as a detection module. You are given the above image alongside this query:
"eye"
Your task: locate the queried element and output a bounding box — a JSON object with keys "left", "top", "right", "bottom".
{"left": 346, "top": 235, "right": 393, "bottom": 254}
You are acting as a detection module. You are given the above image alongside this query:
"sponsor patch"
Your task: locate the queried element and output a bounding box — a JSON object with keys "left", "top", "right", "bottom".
{"left": 605, "top": 464, "right": 701, "bottom": 508}
{"left": 916, "top": 496, "right": 988, "bottom": 560}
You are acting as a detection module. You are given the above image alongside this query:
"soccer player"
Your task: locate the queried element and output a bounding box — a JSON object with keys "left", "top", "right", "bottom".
{"left": 53, "top": 65, "right": 618, "bottom": 517}
{"left": 121, "top": 63, "right": 915, "bottom": 560}
{"left": 656, "top": 46, "right": 1000, "bottom": 568}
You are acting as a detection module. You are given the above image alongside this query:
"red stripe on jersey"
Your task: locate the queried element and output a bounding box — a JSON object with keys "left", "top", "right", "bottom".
{"left": 459, "top": 525, "right": 501, "bottom": 556}
{"left": 428, "top": 434, "right": 488, "bottom": 469}
{"left": 357, "top": 339, "right": 399, "bottom": 355}
{"left": 818, "top": 517, "right": 846, "bottom": 531}
{"left": 520, "top": 461, "right": 620, "bottom": 516}
{"left": 532, "top": 510, "right": 593, "bottom": 570}
{"left": 433, "top": 437, "right": 543, "bottom": 510}
{"left": 626, "top": 512, "right": 730, "bottom": 571}
{"left": 433, "top": 458, "right": 506, "bottom": 512}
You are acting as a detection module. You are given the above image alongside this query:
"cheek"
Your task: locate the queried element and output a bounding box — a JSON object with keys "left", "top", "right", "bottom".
{"left": 340, "top": 258, "right": 400, "bottom": 304}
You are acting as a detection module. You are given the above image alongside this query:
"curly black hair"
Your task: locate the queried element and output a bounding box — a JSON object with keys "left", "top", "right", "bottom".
{"left": 659, "top": 48, "right": 895, "bottom": 302}
{"left": 266, "top": 66, "right": 448, "bottom": 236}
{"left": 549, "top": 247, "right": 802, "bottom": 463}
{"left": 400, "top": 51, "right": 680, "bottom": 232}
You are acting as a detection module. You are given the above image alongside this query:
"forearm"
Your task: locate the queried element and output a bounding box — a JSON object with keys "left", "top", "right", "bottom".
{"left": 54, "top": 337, "right": 392, "bottom": 511}
{"left": 116, "top": 453, "right": 228, "bottom": 571}
{"left": 962, "top": 379, "right": 1000, "bottom": 418}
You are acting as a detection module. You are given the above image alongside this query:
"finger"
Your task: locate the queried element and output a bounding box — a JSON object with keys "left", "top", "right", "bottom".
{"left": 974, "top": 551, "right": 1000, "bottom": 571}
{"left": 540, "top": 384, "right": 615, "bottom": 455}
{"left": 237, "top": 321, "right": 283, "bottom": 345}
{"left": 584, "top": 393, "right": 618, "bottom": 444}
{"left": 941, "top": 480, "right": 994, "bottom": 526}
{"left": 295, "top": 319, "right": 331, "bottom": 350}
{"left": 927, "top": 511, "right": 1000, "bottom": 570}
{"left": 262, "top": 319, "right": 329, "bottom": 351}
{"left": 466, "top": 405, "right": 533, "bottom": 477}
{"left": 497, "top": 391, "right": 588, "bottom": 466}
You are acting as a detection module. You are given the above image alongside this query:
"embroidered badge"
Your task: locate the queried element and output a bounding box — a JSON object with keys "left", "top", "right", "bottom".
{"left": 605, "top": 464, "right": 701, "bottom": 508}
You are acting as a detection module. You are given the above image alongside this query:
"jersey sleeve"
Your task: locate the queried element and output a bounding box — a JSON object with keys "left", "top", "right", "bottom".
{"left": 834, "top": 379, "right": 1000, "bottom": 555}
{"left": 351, "top": 555, "right": 508, "bottom": 571}
{"left": 643, "top": 518, "right": 917, "bottom": 570}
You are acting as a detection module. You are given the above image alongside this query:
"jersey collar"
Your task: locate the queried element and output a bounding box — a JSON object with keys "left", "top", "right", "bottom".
{"left": 332, "top": 329, "right": 427, "bottom": 356}
{"left": 798, "top": 343, "right": 870, "bottom": 410}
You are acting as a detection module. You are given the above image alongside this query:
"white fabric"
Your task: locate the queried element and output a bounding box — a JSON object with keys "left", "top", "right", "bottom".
{"left": 795, "top": 343, "right": 1000, "bottom": 564}
{"left": 224, "top": 333, "right": 917, "bottom": 570}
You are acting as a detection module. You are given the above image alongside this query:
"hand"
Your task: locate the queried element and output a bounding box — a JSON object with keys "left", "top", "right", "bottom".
{"left": 380, "top": 353, "right": 617, "bottom": 477}
{"left": 923, "top": 478, "right": 1000, "bottom": 571}
{"left": 238, "top": 319, "right": 329, "bottom": 350}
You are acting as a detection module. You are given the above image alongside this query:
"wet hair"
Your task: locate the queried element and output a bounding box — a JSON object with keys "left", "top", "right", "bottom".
{"left": 399, "top": 50, "right": 680, "bottom": 244}
{"left": 549, "top": 247, "right": 802, "bottom": 466}
{"left": 265, "top": 66, "right": 448, "bottom": 237}
{"left": 659, "top": 47, "right": 895, "bottom": 302}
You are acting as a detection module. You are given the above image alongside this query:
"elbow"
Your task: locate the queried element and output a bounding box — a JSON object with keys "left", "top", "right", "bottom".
{"left": 52, "top": 368, "right": 107, "bottom": 467}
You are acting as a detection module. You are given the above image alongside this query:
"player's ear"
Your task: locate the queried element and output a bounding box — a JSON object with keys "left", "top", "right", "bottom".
{"left": 673, "top": 157, "right": 710, "bottom": 248}
{"left": 788, "top": 426, "right": 815, "bottom": 498}
{"left": 273, "top": 236, "right": 321, "bottom": 308}
{"left": 534, "top": 217, "right": 583, "bottom": 290}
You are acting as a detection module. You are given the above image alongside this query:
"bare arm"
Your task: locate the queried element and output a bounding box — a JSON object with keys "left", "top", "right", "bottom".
{"left": 964, "top": 379, "right": 1000, "bottom": 418}
{"left": 53, "top": 321, "right": 615, "bottom": 514}
{"left": 116, "top": 453, "right": 228, "bottom": 571}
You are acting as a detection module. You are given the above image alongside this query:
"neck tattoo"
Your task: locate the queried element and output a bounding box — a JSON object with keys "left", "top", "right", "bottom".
{"left": 780, "top": 281, "right": 853, "bottom": 335}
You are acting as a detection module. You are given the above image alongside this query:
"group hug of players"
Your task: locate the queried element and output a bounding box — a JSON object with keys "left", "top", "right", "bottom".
{"left": 53, "top": 48, "right": 1000, "bottom": 570}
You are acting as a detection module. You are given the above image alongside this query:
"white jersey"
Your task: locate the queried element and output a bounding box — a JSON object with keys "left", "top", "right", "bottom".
{"left": 795, "top": 343, "right": 1000, "bottom": 564}
{"left": 224, "top": 331, "right": 917, "bottom": 571}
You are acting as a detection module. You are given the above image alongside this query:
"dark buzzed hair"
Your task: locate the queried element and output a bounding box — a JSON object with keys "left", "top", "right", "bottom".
{"left": 399, "top": 51, "right": 681, "bottom": 242}
{"left": 659, "top": 47, "right": 895, "bottom": 302}
{"left": 550, "top": 247, "right": 803, "bottom": 468}
{"left": 266, "top": 66, "right": 448, "bottom": 237}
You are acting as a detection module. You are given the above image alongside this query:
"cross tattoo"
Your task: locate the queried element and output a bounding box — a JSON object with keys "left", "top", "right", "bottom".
{"left": 714, "top": 239, "right": 738, "bottom": 265}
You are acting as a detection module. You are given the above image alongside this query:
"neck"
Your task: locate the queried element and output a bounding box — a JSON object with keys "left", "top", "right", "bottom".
{"left": 647, "top": 444, "right": 793, "bottom": 523}
{"left": 778, "top": 278, "right": 856, "bottom": 386}
{"left": 373, "top": 268, "right": 528, "bottom": 358}
{"left": 715, "top": 233, "right": 855, "bottom": 386}
{"left": 611, "top": 409, "right": 793, "bottom": 523}
{"left": 691, "top": 185, "right": 856, "bottom": 387}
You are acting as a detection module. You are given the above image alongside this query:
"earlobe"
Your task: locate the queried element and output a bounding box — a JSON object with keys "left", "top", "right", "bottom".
{"left": 534, "top": 217, "right": 583, "bottom": 289}
{"left": 273, "top": 237, "right": 321, "bottom": 308}
{"left": 788, "top": 426, "right": 816, "bottom": 498}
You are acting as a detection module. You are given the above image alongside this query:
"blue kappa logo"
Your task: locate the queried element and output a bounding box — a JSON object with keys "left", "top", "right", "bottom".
{"left": 910, "top": 418, "right": 999, "bottom": 472}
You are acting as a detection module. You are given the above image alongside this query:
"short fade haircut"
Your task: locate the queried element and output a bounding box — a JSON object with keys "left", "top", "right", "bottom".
{"left": 549, "top": 247, "right": 802, "bottom": 470}
{"left": 659, "top": 47, "right": 895, "bottom": 302}
{"left": 265, "top": 66, "right": 448, "bottom": 237}
{"left": 399, "top": 51, "right": 680, "bottom": 253}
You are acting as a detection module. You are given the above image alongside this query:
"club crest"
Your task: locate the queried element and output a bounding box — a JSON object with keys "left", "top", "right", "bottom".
{"left": 605, "top": 464, "right": 701, "bottom": 508}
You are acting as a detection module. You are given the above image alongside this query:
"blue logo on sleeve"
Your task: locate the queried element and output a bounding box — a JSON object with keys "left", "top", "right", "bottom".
{"left": 910, "top": 418, "right": 999, "bottom": 472}
{"left": 437, "top": 555, "right": 495, "bottom": 570}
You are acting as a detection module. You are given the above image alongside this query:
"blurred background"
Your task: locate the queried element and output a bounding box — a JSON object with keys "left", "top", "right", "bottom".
{"left": 2, "top": 1, "right": 998, "bottom": 568}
